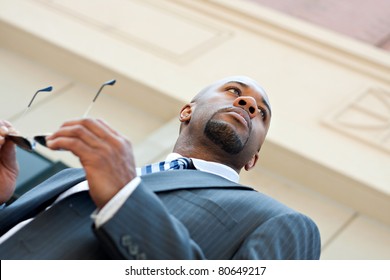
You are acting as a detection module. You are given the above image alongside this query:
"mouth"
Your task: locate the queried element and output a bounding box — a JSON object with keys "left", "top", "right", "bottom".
{"left": 224, "top": 108, "right": 251, "bottom": 129}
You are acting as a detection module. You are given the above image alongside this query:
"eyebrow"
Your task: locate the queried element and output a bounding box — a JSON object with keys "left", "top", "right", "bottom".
{"left": 226, "top": 81, "right": 272, "bottom": 116}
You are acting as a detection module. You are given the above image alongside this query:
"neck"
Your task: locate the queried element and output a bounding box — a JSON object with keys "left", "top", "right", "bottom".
{"left": 173, "top": 138, "right": 242, "bottom": 173}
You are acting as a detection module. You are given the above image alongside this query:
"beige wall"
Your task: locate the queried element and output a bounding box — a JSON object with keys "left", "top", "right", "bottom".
{"left": 1, "top": 0, "right": 389, "bottom": 259}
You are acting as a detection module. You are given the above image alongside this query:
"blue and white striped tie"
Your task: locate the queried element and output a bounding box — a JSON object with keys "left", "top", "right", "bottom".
{"left": 140, "top": 157, "right": 194, "bottom": 175}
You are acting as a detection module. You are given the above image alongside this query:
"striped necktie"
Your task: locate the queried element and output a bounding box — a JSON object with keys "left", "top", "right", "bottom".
{"left": 140, "top": 157, "right": 195, "bottom": 175}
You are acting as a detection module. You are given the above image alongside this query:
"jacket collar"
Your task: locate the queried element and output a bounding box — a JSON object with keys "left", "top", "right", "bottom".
{"left": 141, "top": 170, "right": 252, "bottom": 193}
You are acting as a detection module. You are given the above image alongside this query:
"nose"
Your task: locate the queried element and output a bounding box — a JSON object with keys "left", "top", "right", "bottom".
{"left": 233, "top": 96, "right": 258, "bottom": 119}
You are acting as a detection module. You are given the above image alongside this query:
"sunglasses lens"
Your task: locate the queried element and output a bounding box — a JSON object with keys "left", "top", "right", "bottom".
{"left": 34, "top": 135, "right": 48, "bottom": 147}
{"left": 7, "top": 135, "right": 35, "bottom": 151}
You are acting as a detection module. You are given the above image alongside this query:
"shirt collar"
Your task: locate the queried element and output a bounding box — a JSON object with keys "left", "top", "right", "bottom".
{"left": 166, "top": 153, "right": 239, "bottom": 183}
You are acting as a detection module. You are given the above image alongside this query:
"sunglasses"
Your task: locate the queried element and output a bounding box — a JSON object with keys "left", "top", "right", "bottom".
{"left": 6, "top": 79, "right": 116, "bottom": 152}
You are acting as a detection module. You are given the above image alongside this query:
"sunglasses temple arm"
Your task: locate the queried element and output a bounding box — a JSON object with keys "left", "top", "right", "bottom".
{"left": 16, "top": 91, "right": 41, "bottom": 124}
{"left": 15, "top": 86, "right": 53, "bottom": 126}
{"left": 27, "top": 91, "right": 40, "bottom": 108}
{"left": 82, "top": 102, "right": 94, "bottom": 118}
{"left": 92, "top": 84, "right": 106, "bottom": 103}
{"left": 82, "top": 80, "right": 116, "bottom": 118}
{"left": 82, "top": 85, "right": 105, "bottom": 118}
{"left": 27, "top": 86, "right": 53, "bottom": 108}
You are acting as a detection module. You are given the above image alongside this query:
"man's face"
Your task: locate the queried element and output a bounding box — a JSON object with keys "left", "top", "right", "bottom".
{"left": 190, "top": 76, "right": 271, "bottom": 168}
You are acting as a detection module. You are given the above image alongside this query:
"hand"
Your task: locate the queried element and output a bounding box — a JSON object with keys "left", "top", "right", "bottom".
{"left": 0, "top": 120, "right": 19, "bottom": 204}
{"left": 46, "top": 118, "right": 137, "bottom": 208}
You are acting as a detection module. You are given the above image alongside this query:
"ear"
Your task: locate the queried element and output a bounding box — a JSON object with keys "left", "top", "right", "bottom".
{"left": 179, "top": 104, "right": 193, "bottom": 123}
{"left": 244, "top": 153, "right": 259, "bottom": 171}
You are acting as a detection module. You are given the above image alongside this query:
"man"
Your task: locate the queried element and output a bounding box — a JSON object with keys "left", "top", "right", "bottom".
{"left": 0, "top": 76, "right": 321, "bottom": 259}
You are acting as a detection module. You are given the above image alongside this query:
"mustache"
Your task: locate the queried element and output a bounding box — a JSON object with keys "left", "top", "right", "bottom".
{"left": 213, "top": 106, "right": 252, "bottom": 130}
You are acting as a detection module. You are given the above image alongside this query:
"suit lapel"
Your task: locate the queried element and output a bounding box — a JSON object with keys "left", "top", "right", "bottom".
{"left": 141, "top": 170, "right": 253, "bottom": 192}
{"left": 0, "top": 168, "right": 86, "bottom": 235}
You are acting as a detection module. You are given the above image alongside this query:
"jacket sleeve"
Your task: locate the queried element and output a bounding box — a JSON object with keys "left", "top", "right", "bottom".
{"left": 232, "top": 212, "right": 321, "bottom": 260}
{"left": 93, "top": 181, "right": 206, "bottom": 259}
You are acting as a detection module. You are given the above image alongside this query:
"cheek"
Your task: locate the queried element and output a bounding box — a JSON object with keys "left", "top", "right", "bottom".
{"left": 190, "top": 109, "right": 213, "bottom": 132}
{"left": 193, "top": 106, "right": 217, "bottom": 122}
{"left": 250, "top": 123, "right": 266, "bottom": 147}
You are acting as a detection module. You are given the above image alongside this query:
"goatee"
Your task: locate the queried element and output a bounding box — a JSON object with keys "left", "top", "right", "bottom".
{"left": 204, "top": 119, "right": 245, "bottom": 154}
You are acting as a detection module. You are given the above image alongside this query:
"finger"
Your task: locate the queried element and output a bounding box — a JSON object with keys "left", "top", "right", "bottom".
{"left": 94, "top": 119, "right": 132, "bottom": 152}
{"left": 0, "top": 125, "right": 13, "bottom": 147}
{"left": 0, "top": 125, "right": 9, "bottom": 137}
{"left": 0, "top": 137, "right": 17, "bottom": 161}
{"left": 46, "top": 123, "right": 104, "bottom": 151}
{"left": 57, "top": 118, "right": 115, "bottom": 141}
{"left": 0, "top": 120, "right": 13, "bottom": 128}
{"left": 96, "top": 118, "right": 120, "bottom": 136}
{"left": 0, "top": 123, "right": 16, "bottom": 158}
{"left": 46, "top": 134, "right": 95, "bottom": 157}
{"left": 0, "top": 137, "right": 4, "bottom": 146}
{"left": 0, "top": 121, "right": 17, "bottom": 136}
{"left": 53, "top": 118, "right": 124, "bottom": 150}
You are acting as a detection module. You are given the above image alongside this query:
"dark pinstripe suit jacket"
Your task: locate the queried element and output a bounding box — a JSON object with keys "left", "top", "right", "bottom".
{"left": 0, "top": 168, "right": 321, "bottom": 259}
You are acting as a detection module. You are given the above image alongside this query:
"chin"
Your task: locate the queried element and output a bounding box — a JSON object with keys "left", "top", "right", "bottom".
{"left": 204, "top": 119, "right": 246, "bottom": 155}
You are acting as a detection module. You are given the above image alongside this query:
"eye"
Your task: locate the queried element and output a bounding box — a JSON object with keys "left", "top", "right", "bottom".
{"left": 227, "top": 87, "right": 241, "bottom": 96}
{"left": 258, "top": 108, "right": 266, "bottom": 120}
